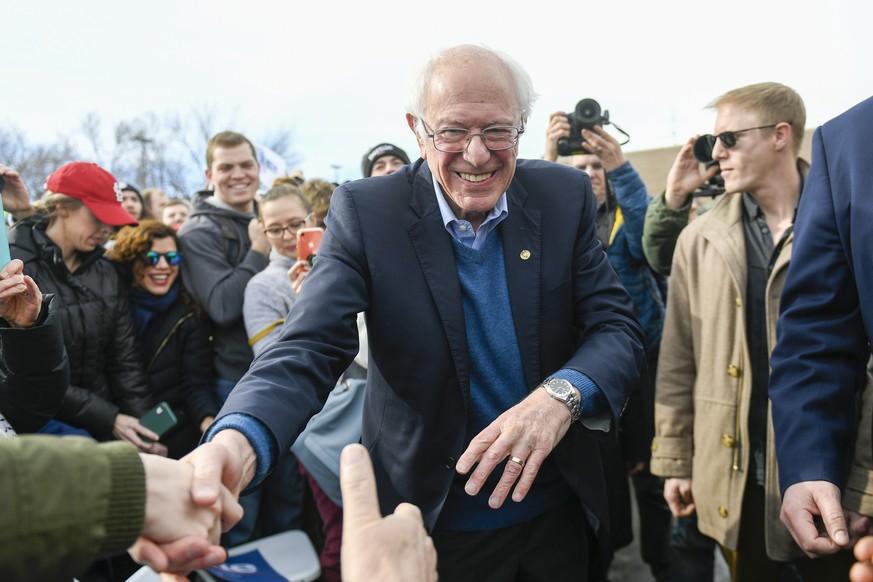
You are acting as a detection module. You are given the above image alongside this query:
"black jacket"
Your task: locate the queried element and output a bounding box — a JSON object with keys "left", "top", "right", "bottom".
{"left": 137, "top": 297, "right": 218, "bottom": 458}
{"left": 8, "top": 219, "right": 151, "bottom": 438}
{"left": 0, "top": 295, "right": 69, "bottom": 433}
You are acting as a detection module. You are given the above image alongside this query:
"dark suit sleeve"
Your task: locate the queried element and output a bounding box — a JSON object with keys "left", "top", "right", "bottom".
{"left": 563, "top": 170, "right": 647, "bottom": 427}
{"left": 769, "top": 125, "right": 867, "bottom": 493}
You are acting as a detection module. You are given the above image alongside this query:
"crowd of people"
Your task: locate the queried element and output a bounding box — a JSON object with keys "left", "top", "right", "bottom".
{"left": 2, "top": 42, "right": 873, "bottom": 582}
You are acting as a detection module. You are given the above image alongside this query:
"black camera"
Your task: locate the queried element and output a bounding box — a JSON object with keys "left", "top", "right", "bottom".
{"left": 0, "top": 175, "right": 5, "bottom": 193}
{"left": 691, "top": 135, "right": 725, "bottom": 198}
{"left": 557, "top": 99, "right": 610, "bottom": 156}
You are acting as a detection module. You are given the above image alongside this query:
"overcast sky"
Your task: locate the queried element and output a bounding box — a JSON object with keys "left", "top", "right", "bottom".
{"left": 6, "top": 0, "right": 872, "bottom": 187}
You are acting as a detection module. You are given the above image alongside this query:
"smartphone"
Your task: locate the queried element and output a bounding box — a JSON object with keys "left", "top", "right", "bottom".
{"left": 139, "top": 401, "right": 178, "bottom": 443}
{"left": 297, "top": 227, "right": 324, "bottom": 265}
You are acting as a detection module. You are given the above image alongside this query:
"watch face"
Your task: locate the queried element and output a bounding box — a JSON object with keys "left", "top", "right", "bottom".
{"left": 548, "top": 380, "right": 573, "bottom": 398}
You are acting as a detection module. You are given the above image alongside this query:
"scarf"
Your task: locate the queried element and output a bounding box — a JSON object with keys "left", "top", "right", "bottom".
{"left": 130, "top": 283, "right": 179, "bottom": 337}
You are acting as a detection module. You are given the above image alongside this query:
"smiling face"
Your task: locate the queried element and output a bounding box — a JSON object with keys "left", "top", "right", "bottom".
{"left": 711, "top": 104, "right": 780, "bottom": 196}
{"left": 260, "top": 195, "right": 314, "bottom": 260}
{"left": 205, "top": 144, "right": 260, "bottom": 213}
{"left": 571, "top": 154, "right": 607, "bottom": 205}
{"left": 133, "top": 236, "right": 179, "bottom": 296}
{"left": 408, "top": 54, "right": 519, "bottom": 229}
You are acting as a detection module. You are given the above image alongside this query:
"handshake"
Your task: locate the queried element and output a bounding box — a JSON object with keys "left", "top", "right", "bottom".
{"left": 130, "top": 441, "right": 438, "bottom": 582}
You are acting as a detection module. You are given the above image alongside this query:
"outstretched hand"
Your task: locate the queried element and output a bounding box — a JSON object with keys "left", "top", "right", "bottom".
{"left": 128, "top": 453, "right": 243, "bottom": 575}
{"left": 340, "top": 444, "right": 437, "bottom": 582}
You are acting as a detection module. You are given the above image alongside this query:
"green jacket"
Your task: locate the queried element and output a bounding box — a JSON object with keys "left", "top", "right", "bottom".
{"left": 0, "top": 436, "right": 144, "bottom": 581}
{"left": 641, "top": 192, "right": 693, "bottom": 277}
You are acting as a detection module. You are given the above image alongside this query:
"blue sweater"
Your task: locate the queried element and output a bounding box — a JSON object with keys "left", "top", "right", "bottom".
{"left": 435, "top": 233, "right": 572, "bottom": 531}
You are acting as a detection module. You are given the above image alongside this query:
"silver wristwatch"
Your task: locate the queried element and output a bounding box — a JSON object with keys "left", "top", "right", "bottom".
{"left": 542, "top": 378, "right": 582, "bottom": 422}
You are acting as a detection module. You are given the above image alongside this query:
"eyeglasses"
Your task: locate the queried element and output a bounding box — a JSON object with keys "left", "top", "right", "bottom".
{"left": 263, "top": 218, "right": 308, "bottom": 238}
{"left": 139, "top": 251, "right": 182, "bottom": 266}
{"left": 421, "top": 120, "right": 524, "bottom": 153}
{"left": 700, "top": 123, "right": 782, "bottom": 151}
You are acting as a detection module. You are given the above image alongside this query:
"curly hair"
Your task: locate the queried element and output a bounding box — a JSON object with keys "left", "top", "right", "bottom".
{"left": 108, "top": 220, "right": 178, "bottom": 264}
{"left": 300, "top": 178, "right": 335, "bottom": 216}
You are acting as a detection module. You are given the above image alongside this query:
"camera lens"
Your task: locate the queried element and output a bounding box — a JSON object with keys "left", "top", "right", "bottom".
{"left": 575, "top": 99, "right": 602, "bottom": 125}
{"left": 693, "top": 135, "right": 716, "bottom": 163}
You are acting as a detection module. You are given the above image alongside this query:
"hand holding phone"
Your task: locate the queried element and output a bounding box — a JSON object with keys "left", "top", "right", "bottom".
{"left": 139, "top": 401, "right": 179, "bottom": 444}
{"left": 298, "top": 227, "right": 324, "bottom": 266}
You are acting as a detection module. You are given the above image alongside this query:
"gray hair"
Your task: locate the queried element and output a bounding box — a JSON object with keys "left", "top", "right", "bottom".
{"left": 405, "top": 44, "right": 538, "bottom": 140}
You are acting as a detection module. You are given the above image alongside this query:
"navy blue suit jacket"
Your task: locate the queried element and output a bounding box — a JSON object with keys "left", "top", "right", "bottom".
{"left": 219, "top": 158, "right": 645, "bottom": 529}
{"left": 770, "top": 96, "right": 873, "bottom": 493}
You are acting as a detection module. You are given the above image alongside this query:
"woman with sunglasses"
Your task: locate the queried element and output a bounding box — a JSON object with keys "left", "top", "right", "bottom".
{"left": 109, "top": 220, "right": 219, "bottom": 459}
{"left": 6, "top": 162, "right": 165, "bottom": 454}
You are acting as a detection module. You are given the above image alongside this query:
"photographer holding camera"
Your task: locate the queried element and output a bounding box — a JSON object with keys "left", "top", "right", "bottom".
{"left": 545, "top": 102, "right": 671, "bottom": 582}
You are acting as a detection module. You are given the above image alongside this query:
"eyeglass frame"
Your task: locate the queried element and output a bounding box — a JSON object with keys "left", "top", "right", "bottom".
{"left": 139, "top": 251, "right": 182, "bottom": 267}
{"left": 699, "top": 123, "right": 787, "bottom": 151}
{"left": 263, "top": 215, "right": 311, "bottom": 238}
{"left": 420, "top": 119, "right": 524, "bottom": 153}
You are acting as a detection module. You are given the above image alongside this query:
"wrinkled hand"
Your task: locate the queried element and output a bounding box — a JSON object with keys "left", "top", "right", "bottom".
{"left": 340, "top": 444, "right": 437, "bottom": 582}
{"left": 0, "top": 259, "right": 42, "bottom": 328}
{"left": 664, "top": 477, "right": 695, "bottom": 517}
{"left": 664, "top": 135, "right": 719, "bottom": 209}
{"left": 544, "top": 111, "right": 571, "bottom": 162}
{"left": 128, "top": 454, "right": 242, "bottom": 575}
{"left": 113, "top": 413, "right": 167, "bottom": 455}
{"left": 0, "top": 164, "right": 34, "bottom": 217}
{"left": 248, "top": 218, "right": 271, "bottom": 256}
{"left": 131, "top": 431, "right": 257, "bottom": 575}
{"left": 851, "top": 536, "right": 873, "bottom": 582}
{"left": 780, "top": 480, "right": 849, "bottom": 557}
{"left": 287, "top": 260, "right": 311, "bottom": 295}
{"left": 456, "top": 387, "right": 572, "bottom": 509}
{"left": 581, "top": 127, "right": 626, "bottom": 172}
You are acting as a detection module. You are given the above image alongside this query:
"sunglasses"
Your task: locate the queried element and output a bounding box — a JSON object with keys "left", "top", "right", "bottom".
{"left": 139, "top": 251, "right": 182, "bottom": 266}
{"left": 693, "top": 123, "right": 783, "bottom": 163}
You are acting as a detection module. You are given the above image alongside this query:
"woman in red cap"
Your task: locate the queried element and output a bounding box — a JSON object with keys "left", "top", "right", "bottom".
{"left": 5, "top": 161, "right": 165, "bottom": 453}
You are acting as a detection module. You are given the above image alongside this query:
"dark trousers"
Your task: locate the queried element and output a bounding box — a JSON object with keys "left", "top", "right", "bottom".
{"left": 670, "top": 513, "right": 715, "bottom": 582}
{"left": 631, "top": 470, "right": 672, "bottom": 581}
{"left": 432, "top": 501, "right": 589, "bottom": 582}
{"left": 729, "top": 477, "right": 853, "bottom": 581}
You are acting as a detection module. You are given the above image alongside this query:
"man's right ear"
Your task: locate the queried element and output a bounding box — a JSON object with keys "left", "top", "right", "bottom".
{"left": 406, "top": 114, "right": 427, "bottom": 159}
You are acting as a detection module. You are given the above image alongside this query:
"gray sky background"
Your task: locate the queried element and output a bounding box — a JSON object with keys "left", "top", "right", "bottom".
{"left": 6, "top": 0, "right": 872, "bottom": 187}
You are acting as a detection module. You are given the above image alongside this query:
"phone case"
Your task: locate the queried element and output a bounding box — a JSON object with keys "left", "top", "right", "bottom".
{"left": 140, "top": 401, "right": 179, "bottom": 440}
{"left": 297, "top": 227, "right": 324, "bottom": 262}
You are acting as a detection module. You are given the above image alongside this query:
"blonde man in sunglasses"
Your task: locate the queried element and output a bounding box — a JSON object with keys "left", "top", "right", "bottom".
{"left": 649, "top": 82, "right": 855, "bottom": 580}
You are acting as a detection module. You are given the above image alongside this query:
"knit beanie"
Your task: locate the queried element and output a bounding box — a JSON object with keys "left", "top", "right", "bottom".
{"left": 361, "top": 143, "right": 411, "bottom": 177}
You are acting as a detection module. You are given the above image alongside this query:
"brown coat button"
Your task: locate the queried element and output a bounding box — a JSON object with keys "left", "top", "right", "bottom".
{"left": 721, "top": 434, "right": 736, "bottom": 448}
{"left": 718, "top": 505, "right": 729, "bottom": 518}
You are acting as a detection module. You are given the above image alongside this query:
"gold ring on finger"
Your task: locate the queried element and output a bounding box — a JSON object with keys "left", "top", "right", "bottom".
{"left": 508, "top": 455, "right": 525, "bottom": 468}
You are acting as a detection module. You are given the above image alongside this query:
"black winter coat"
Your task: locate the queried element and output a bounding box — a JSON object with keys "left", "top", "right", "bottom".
{"left": 136, "top": 297, "right": 218, "bottom": 459}
{"left": 8, "top": 219, "right": 151, "bottom": 438}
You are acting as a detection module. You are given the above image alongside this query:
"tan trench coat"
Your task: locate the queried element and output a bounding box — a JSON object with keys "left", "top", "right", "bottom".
{"left": 650, "top": 191, "right": 802, "bottom": 560}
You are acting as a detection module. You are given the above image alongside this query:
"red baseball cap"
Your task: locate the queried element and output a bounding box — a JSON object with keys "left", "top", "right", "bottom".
{"left": 45, "top": 162, "right": 138, "bottom": 226}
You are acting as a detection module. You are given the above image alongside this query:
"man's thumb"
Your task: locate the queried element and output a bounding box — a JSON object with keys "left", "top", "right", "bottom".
{"left": 340, "top": 444, "right": 382, "bottom": 532}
